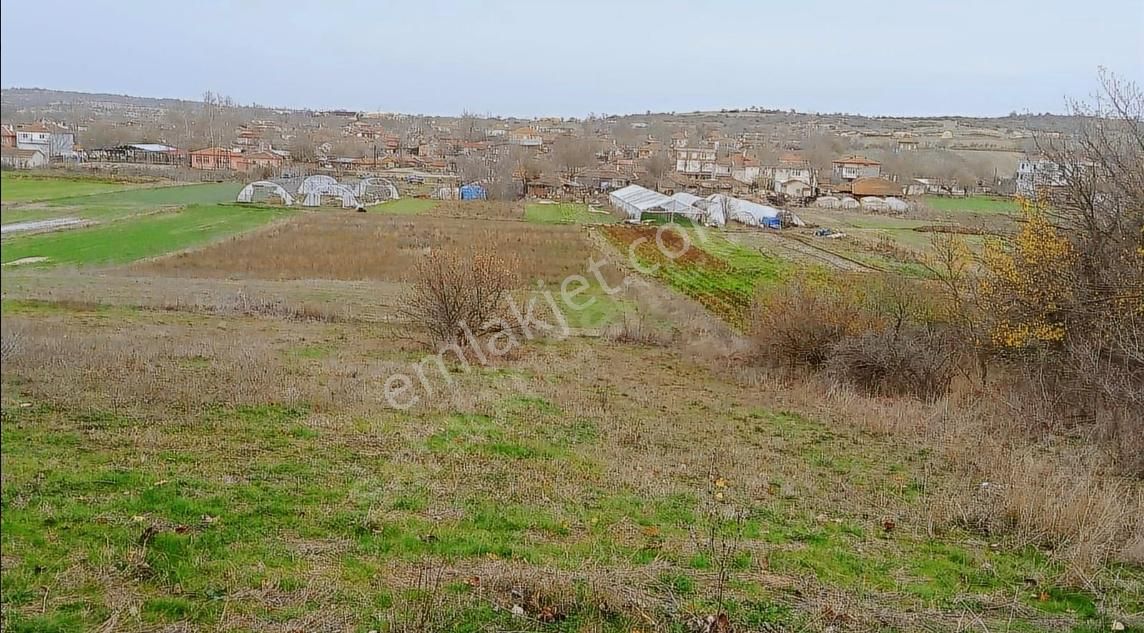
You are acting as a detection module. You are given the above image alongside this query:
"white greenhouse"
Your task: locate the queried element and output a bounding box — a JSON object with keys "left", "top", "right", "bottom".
{"left": 608, "top": 184, "right": 674, "bottom": 220}
{"left": 236, "top": 181, "right": 295, "bottom": 205}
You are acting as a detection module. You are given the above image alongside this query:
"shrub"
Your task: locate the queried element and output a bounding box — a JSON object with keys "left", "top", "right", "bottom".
{"left": 400, "top": 246, "right": 520, "bottom": 348}
{"left": 925, "top": 73, "right": 1144, "bottom": 475}
{"left": 825, "top": 324, "right": 958, "bottom": 400}
{"left": 748, "top": 275, "right": 872, "bottom": 369}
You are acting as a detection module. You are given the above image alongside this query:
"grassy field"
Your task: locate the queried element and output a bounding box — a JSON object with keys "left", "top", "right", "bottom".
{"left": 0, "top": 177, "right": 1138, "bottom": 632}
{"left": 1, "top": 182, "right": 243, "bottom": 226}
{"left": 1, "top": 204, "right": 294, "bottom": 266}
{"left": 0, "top": 173, "right": 147, "bottom": 202}
{"left": 1, "top": 302, "right": 1136, "bottom": 632}
{"left": 372, "top": 198, "right": 437, "bottom": 215}
{"left": 525, "top": 202, "right": 613, "bottom": 224}
{"left": 922, "top": 195, "right": 1019, "bottom": 215}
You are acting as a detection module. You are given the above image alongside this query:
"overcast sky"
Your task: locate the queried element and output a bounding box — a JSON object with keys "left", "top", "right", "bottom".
{"left": 2, "top": 0, "right": 1141, "bottom": 117}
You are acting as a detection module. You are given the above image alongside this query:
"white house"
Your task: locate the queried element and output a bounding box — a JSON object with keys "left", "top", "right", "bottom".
{"left": 1, "top": 147, "right": 48, "bottom": 169}
{"left": 831, "top": 155, "right": 881, "bottom": 182}
{"left": 15, "top": 122, "right": 75, "bottom": 158}
{"left": 730, "top": 154, "right": 760, "bottom": 185}
{"left": 675, "top": 146, "right": 729, "bottom": 177}
{"left": 1016, "top": 157, "right": 1067, "bottom": 197}
{"left": 761, "top": 154, "right": 817, "bottom": 197}
{"left": 508, "top": 126, "right": 542, "bottom": 147}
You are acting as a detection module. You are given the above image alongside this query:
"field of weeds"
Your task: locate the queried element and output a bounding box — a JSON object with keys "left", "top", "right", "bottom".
{"left": 132, "top": 212, "right": 599, "bottom": 284}
{"left": 1, "top": 302, "right": 1139, "bottom": 632}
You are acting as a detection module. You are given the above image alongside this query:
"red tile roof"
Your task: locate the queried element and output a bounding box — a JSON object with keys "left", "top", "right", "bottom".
{"left": 833, "top": 155, "right": 881, "bottom": 166}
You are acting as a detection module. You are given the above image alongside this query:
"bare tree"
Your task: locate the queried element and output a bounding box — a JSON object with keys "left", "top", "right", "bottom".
{"left": 642, "top": 152, "right": 672, "bottom": 190}
{"left": 288, "top": 134, "right": 319, "bottom": 164}
{"left": 552, "top": 137, "right": 597, "bottom": 180}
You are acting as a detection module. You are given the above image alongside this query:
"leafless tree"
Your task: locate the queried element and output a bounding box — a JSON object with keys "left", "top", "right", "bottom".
{"left": 552, "top": 137, "right": 597, "bottom": 180}
{"left": 642, "top": 152, "right": 672, "bottom": 190}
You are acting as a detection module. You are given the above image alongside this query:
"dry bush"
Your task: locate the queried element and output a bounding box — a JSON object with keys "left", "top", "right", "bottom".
{"left": 748, "top": 275, "right": 871, "bottom": 369}
{"left": 924, "top": 73, "right": 1144, "bottom": 475}
{"left": 808, "top": 382, "right": 1144, "bottom": 580}
{"left": 400, "top": 246, "right": 520, "bottom": 348}
{"left": 603, "top": 311, "right": 676, "bottom": 347}
{"left": 825, "top": 325, "right": 958, "bottom": 400}
{"left": 929, "top": 408, "right": 1144, "bottom": 581}
{"left": 132, "top": 213, "right": 591, "bottom": 284}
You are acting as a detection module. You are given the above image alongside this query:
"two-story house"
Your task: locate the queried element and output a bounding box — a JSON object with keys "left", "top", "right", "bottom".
{"left": 508, "top": 126, "right": 543, "bottom": 147}
{"left": 675, "top": 146, "right": 720, "bottom": 177}
{"left": 831, "top": 155, "right": 881, "bottom": 183}
{"left": 15, "top": 122, "right": 75, "bottom": 158}
{"left": 730, "top": 154, "right": 760, "bottom": 185}
{"left": 1015, "top": 156, "right": 1067, "bottom": 197}
{"left": 764, "top": 153, "right": 817, "bottom": 198}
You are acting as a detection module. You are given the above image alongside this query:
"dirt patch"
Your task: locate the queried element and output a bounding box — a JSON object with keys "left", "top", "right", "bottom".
{"left": 1, "top": 217, "right": 91, "bottom": 234}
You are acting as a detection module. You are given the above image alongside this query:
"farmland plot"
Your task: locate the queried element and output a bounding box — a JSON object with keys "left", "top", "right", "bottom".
{"left": 134, "top": 212, "right": 599, "bottom": 284}
{"left": 602, "top": 224, "right": 794, "bottom": 329}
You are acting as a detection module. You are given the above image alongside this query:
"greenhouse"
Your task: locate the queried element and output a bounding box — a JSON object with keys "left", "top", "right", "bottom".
{"left": 236, "top": 181, "right": 295, "bottom": 205}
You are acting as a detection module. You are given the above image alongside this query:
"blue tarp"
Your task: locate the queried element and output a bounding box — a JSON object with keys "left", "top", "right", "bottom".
{"left": 460, "top": 183, "right": 487, "bottom": 200}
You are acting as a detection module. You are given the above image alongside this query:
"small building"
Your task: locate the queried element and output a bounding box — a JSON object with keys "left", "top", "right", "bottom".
{"left": 831, "top": 155, "right": 881, "bottom": 182}
{"left": 509, "top": 126, "right": 543, "bottom": 147}
{"left": 0, "top": 147, "right": 47, "bottom": 169}
{"left": 1, "top": 125, "right": 16, "bottom": 148}
{"left": 232, "top": 150, "right": 285, "bottom": 173}
{"left": 581, "top": 167, "right": 634, "bottom": 191}
{"left": 190, "top": 147, "right": 236, "bottom": 170}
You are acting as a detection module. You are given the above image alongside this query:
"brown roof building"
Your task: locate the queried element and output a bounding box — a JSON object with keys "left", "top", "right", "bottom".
{"left": 851, "top": 176, "right": 902, "bottom": 197}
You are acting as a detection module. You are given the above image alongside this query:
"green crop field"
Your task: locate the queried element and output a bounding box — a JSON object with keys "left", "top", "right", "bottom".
{"left": 0, "top": 173, "right": 148, "bottom": 202}
{"left": 923, "top": 195, "right": 1019, "bottom": 215}
{"left": 1, "top": 182, "right": 244, "bottom": 226}
{"left": 1, "top": 204, "right": 294, "bottom": 266}
{"left": 603, "top": 225, "right": 795, "bottom": 328}
{"left": 525, "top": 202, "right": 613, "bottom": 224}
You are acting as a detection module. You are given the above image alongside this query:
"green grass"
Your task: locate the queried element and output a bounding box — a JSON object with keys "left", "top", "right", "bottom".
{"left": 611, "top": 228, "right": 796, "bottom": 328}
{"left": 0, "top": 173, "right": 146, "bottom": 202}
{"left": 0, "top": 319, "right": 1134, "bottom": 631}
{"left": 1, "top": 204, "right": 294, "bottom": 266}
{"left": 372, "top": 198, "right": 437, "bottom": 215}
{"left": 525, "top": 202, "right": 612, "bottom": 224}
{"left": 923, "top": 195, "right": 1019, "bottom": 215}
{"left": 1, "top": 182, "right": 244, "bottom": 225}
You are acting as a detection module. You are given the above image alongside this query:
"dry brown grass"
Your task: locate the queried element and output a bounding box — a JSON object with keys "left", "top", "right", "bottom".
{"left": 425, "top": 199, "right": 526, "bottom": 220}
{"left": 747, "top": 373, "right": 1144, "bottom": 581}
{"left": 130, "top": 212, "right": 593, "bottom": 284}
